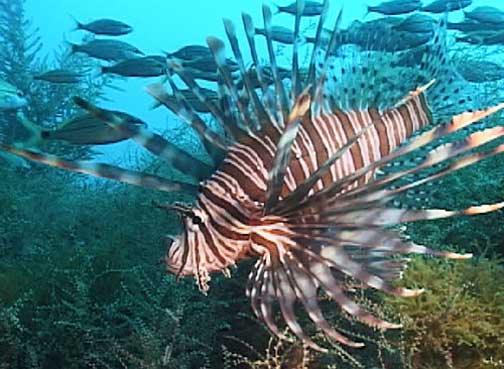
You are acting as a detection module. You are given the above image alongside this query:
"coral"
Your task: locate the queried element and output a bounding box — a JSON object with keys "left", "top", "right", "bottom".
{"left": 384, "top": 257, "right": 504, "bottom": 369}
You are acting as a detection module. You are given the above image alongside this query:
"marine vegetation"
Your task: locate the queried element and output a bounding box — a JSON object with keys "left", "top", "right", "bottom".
{"left": 384, "top": 257, "right": 504, "bottom": 369}
{"left": 0, "top": 164, "right": 232, "bottom": 369}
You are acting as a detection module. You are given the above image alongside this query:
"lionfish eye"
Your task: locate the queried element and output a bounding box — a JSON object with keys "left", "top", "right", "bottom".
{"left": 192, "top": 215, "right": 203, "bottom": 225}
{"left": 16, "top": 91, "right": 24, "bottom": 97}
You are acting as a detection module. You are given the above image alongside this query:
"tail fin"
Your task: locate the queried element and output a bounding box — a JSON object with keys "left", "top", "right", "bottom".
{"left": 68, "top": 14, "right": 83, "bottom": 32}
{"left": 100, "top": 66, "right": 109, "bottom": 75}
{"left": 16, "top": 112, "right": 43, "bottom": 148}
{"left": 272, "top": 2, "right": 282, "bottom": 14}
{"left": 364, "top": 6, "right": 373, "bottom": 18}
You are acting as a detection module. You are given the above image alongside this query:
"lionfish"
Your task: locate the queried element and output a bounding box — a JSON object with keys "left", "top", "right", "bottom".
{"left": 2, "top": 0, "right": 504, "bottom": 351}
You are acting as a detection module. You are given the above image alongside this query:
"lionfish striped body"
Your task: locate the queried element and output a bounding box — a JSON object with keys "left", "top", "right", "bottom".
{"left": 3, "top": 1, "right": 504, "bottom": 351}
{"left": 168, "top": 93, "right": 432, "bottom": 281}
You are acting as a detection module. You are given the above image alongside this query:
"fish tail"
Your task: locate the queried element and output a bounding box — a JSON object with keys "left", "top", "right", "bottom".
{"left": 67, "top": 41, "right": 79, "bottom": 54}
{"left": 16, "top": 112, "right": 43, "bottom": 148}
{"left": 68, "top": 13, "right": 83, "bottom": 31}
{"left": 364, "top": 5, "right": 373, "bottom": 17}
{"left": 271, "top": 2, "right": 282, "bottom": 14}
{"left": 100, "top": 66, "right": 110, "bottom": 75}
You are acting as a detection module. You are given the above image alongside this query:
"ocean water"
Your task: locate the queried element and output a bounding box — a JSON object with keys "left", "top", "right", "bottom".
{"left": 1, "top": 0, "right": 504, "bottom": 368}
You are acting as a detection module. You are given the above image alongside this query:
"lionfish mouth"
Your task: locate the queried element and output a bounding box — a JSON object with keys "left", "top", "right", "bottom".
{"left": 2, "top": 0, "right": 504, "bottom": 353}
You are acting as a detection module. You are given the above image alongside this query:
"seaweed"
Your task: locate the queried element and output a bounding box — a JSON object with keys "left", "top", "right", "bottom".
{"left": 384, "top": 257, "right": 504, "bottom": 369}
{"left": 0, "top": 169, "right": 229, "bottom": 368}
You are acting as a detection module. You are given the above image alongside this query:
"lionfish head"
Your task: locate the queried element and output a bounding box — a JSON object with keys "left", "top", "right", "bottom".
{"left": 163, "top": 201, "right": 249, "bottom": 293}
{"left": 162, "top": 204, "right": 211, "bottom": 291}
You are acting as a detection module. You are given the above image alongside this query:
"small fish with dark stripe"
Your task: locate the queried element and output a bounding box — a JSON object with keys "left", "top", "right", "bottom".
{"left": 18, "top": 108, "right": 146, "bottom": 147}
{"left": 255, "top": 25, "right": 303, "bottom": 44}
{"left": 33, "top": 69, "right": 83, "bottom": 84}
{"left": 101, "top": 56, "right": 167, "bottom": 77}
{"left": 367, "top": 0, "right": 421, "bottom": 15}
{"left": 149, "top": 86, "right": 219, "bottom": 113}
{"left": 421, "top": 0, "right": 472, "bottom": 14}
{"left": 165, "top": 45, "right": 212, "bottom": 60}
{"left": 457, "top": 60, "right": 504, "bottom": 83}
{"left": 69, "top": 39, "right": 144, "bottom": 61}
{"left": 72, "top": 17, "right": 133, "bottom": 36}
{"left": 392, "top": 14, "right": 436, "bottom": 34}
{"left": 275, "top": 1, "right": 325, "bottom": 16}
{"left": 447, "top": 20, "right": 499, "bottom": 33}
{"left": 179, "top": 55, "right": 239, "bottom": 73}
{"left": 464, "top": 6, "right": 504, "bottom": 25}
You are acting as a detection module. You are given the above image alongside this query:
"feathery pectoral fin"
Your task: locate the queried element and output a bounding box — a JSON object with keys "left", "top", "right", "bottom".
{"left": 0, "top": 144, "right": 197, "bottom": 194}
{"left": 264, "top": 90, "right": 311, "bottom": 213}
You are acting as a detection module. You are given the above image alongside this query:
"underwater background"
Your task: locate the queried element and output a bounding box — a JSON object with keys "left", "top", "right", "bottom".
{"left": 1, "top": 0, "right": 504, "bottom": 368}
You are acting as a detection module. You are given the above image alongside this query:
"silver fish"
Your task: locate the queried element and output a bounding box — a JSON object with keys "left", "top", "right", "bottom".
{"left": 151, "top": 88, "right": 219, "bottom": 113}
{"left": 166, "top": 45, "right": 212, "bottom": 61}
{"left": 102, "top": 56, "right": 166, "bottom": 77}
{"left": 349, "top": 17, "right": 403, "bottom": 33}
{"left": 456, "top": 31, "right": 504, "bottom": 45}
{"left": 421, "top": 0, "right": 472, "bottom": 13}
{"left": 255, "top": 25, "right": 301, "bottom": 44}
{"left": 73, "top": 17, "right": 133, "bottom": 36}
{"left": 180, "top": 56, "right": 239, "bottom": 73}
{"left": 447, "top": 20, "right": 500, "bottom": 33}
{"left": 367, "top": 0, "right": 421, "bottom": 15}
{"left": 19, "top": 111, "right": 146, "bottom": 146}
{"left": 70, "top": 39, "right": 143, "bottom": 61}
{"left": 33, "top": 69, "right": 83, "bottom": 84}
{"left": 458, "top": 60, "right": 504, "bottom": 83}
{"left": 275, "top": 1, "right": 325, "bottom": 16}
{"left": 464, "top": 6, "right": 504, "bottom": 25}
{"left": 341, "top": 21, "right": 432, "bottom": 51}
{"left": 393, "top": 14, "right": 436, "bottom": 34}
{"left": 0, "top": 79, "right": 27, "bottom": 111}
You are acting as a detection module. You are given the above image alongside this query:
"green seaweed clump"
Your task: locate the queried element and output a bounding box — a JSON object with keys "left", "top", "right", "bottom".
{"left": 384, "top": 257, "right": 504, "bottom": 369}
